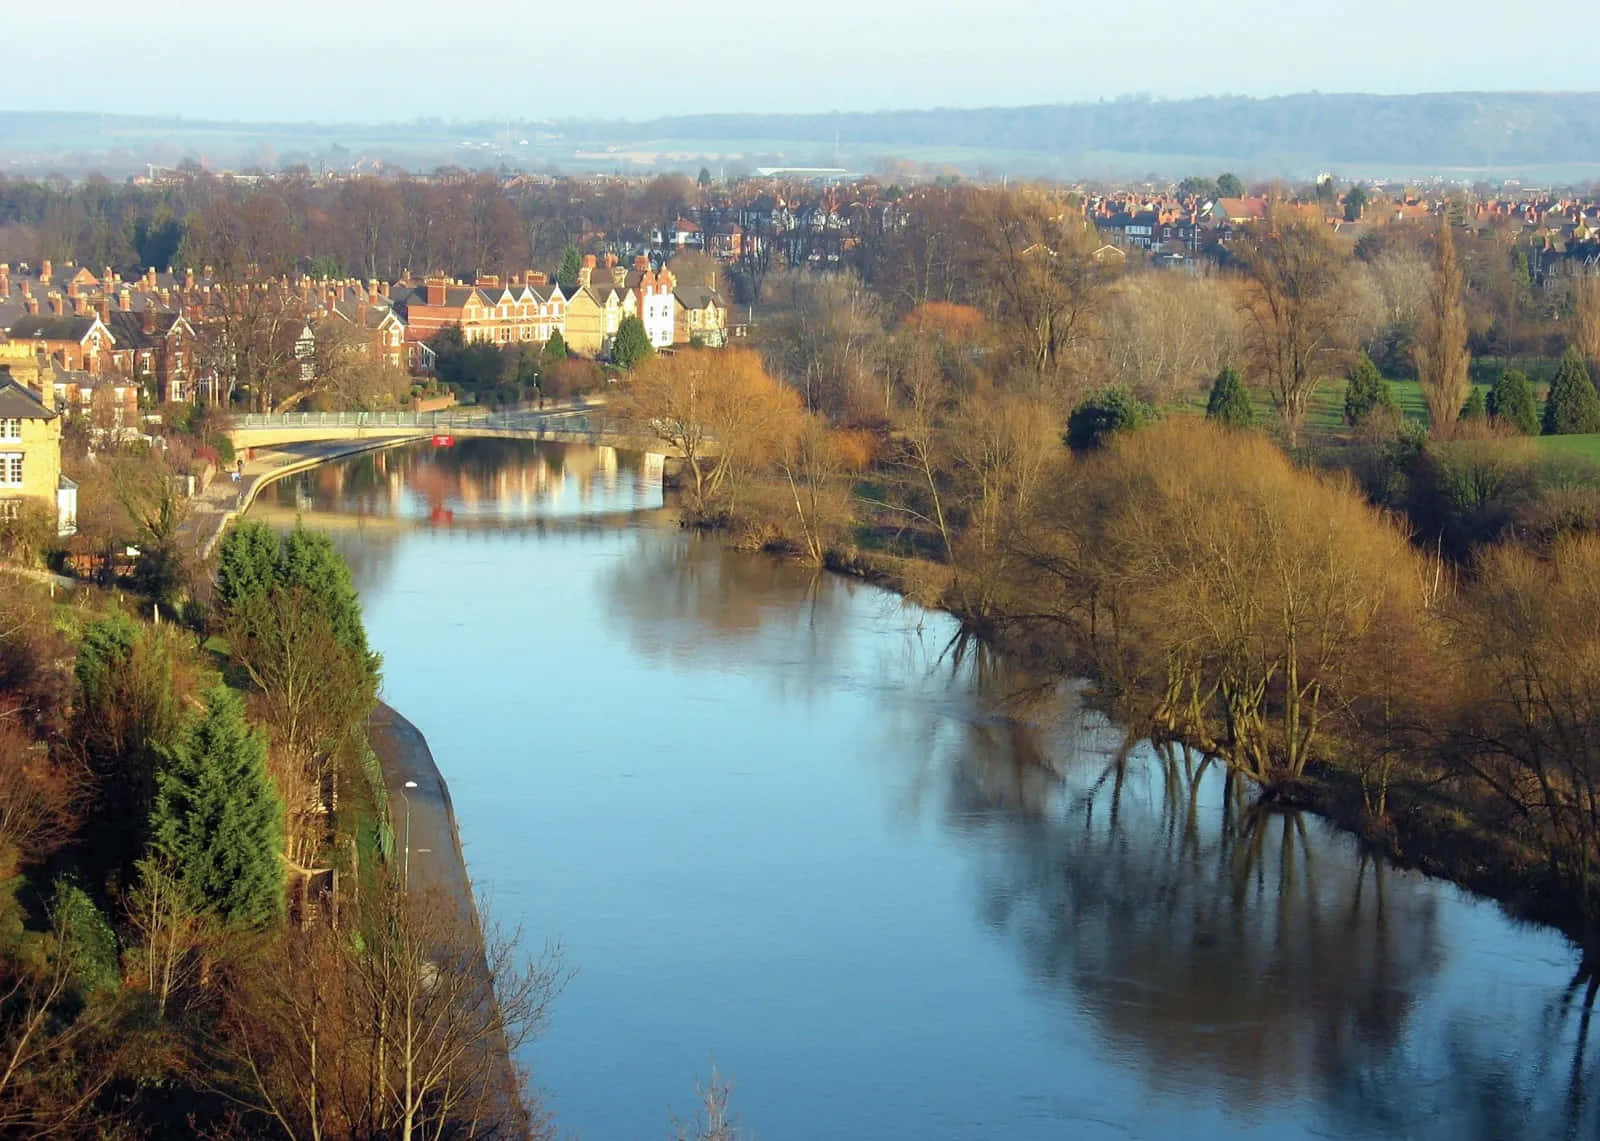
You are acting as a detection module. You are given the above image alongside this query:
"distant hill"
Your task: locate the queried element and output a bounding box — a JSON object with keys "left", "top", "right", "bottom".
{"left": 4, "top": 93, "right": 1600, "bottom": 179}
{"left": 615, "top": 93, "right": 1600, "bottom": 172}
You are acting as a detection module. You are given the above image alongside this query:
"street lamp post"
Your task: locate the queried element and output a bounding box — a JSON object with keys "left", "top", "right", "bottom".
{"left": 400, "top": 780, "right": 419, "bottom": 889}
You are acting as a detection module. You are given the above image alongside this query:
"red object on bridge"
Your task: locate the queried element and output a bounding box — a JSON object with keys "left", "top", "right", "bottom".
{"left": 431, "top": 434, "right": 455, "bottom": 447}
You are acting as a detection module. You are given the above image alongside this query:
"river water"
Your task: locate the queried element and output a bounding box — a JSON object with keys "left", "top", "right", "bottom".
{"left": 261, "top": 438, "right": 1599, "bottom": 1140}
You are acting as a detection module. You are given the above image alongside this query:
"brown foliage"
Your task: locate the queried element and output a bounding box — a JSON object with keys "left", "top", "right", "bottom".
{"left": 1004, "top": 419, "right": 1433, "bottom": 787}
{"left": 1234, "top": 214, "right": 1367, "bottom": 446}
{"left": 621, "top": 348, "right": 802, "bottom": 519}
{"left": 1413, "top": 220, "right": 1472, "bottom": 438}
{"left": 0, "top": 721, "right": 79, "bottom": 869}
{"left": 1574, "top": 273, "right": 1600, "bottom": 380}
{"left": 214, "top": 880, "right": 563, "bottom": 1141}
{"left": 1451, "top": 536, "right": 1600, "bottom": 891}
{"left": 901, "top": 301, "right": 987, "bottom": 345}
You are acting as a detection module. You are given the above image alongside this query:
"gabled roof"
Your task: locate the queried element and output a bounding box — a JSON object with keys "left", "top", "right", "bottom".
{"left": 674, "top": 285, "right": 724, "bottom": 310}
{"left": 104, "top": 309, "right": 180, "bottom": 349}
{"left": 0, "top": 375, "right": 57, "bottom": 420}
{"left": 7, "top": 314, "right": 105, "bottom": 342}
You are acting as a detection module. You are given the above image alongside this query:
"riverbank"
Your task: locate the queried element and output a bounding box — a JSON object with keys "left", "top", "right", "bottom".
{"left": 367, "top": 701, "right": 531, "bottom": 1140}
{"left": 811, "top": 540, "right": 1596, "bottom": 949}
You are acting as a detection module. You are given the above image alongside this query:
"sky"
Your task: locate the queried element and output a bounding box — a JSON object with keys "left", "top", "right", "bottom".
{"left": 0, "top": 0, "right": 1586, "bottom": 122}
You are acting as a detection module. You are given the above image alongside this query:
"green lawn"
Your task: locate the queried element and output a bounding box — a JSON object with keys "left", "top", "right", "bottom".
{"left": 1535, "top": 434, "right": 1600, "bottom": 463}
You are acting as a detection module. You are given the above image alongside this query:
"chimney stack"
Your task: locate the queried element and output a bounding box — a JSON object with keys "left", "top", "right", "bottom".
{"left": 74, "top": 293, "right": 90, "bottom": 318}
{"left": 142, "top": 305, "right": 157, "bottom": 334}
{"left": 425, "top": 277, "right": 447, "bottom": 306}
{"left": 159, "top": 287, "right": 170, "bottom": 308}
{"left": 49, "top": 291, "right": 64, "bottom": 316}
{"left": 368, "top": 278, "right": 379, "bottom": 304}
{"left": 184, "top": 267, "right": 195, "bottom": 290}
{"left": 119, "top": 289, "right": 131, "bottom": 312}
{"left": 96, "top": 295, "right": 110, "bottom": 323}
{"left": 0, "top": 263, "right": 8, "bottom": 299}
{"left": 378, "top": 280, "right": 389, "bottom": 298}
{"left": 25, "top": 294, "right": 38, "bottom": 316}
{"left": 39, "top": 259, "right": 51, "bottom": 284}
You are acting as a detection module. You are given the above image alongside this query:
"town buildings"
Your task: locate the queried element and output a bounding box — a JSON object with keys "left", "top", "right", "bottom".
{"left": 0, "top": 357, "right": 74, "bottom": 534}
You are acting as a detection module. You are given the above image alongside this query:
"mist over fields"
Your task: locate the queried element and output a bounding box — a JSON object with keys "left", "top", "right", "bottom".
{"left": 6, "top": 92, "right": 1600, "bottom": 181}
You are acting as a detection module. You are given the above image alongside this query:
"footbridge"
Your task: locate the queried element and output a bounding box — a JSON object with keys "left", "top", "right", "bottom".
{"left": 228, "top": 406, "right": 707, "bottom": 457}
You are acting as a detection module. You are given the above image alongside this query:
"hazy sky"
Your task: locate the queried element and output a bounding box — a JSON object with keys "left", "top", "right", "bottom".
{"left": 0, "top": 0, "right": 1583, "bottom": 121}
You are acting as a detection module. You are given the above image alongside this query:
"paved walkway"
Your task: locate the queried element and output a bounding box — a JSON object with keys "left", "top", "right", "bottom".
{"left": 180, "top": 436, "right": 424, "bottom": 559}
{"left": 368, "top": 702, "right": 531, "bottom": 1139}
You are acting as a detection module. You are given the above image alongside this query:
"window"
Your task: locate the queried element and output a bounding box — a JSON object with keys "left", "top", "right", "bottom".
{"left": 0, "top": 454, "right": 22, "bottom": 486}
{"left": 0, "top": 418, "right": 20, "bottom": 441}
{"left": 0, "top": 499, "right": 18, "bottom": 521}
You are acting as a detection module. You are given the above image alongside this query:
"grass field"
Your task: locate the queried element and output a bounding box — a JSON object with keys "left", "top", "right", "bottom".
{"left": 1535, "top": 434, "right": 1600, "bottom": 463}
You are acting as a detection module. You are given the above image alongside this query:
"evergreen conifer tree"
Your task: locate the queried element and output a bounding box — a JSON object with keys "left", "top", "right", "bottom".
{"left": 611, "top": 315, "right": 653, "bottom": 370}
{"left": 542, "top": 329, "right": 569, "bottom": 363}
{"left": 1542, "top": 347, "right": 1600, "bottom": 435}
{"left": 1343, "top": 351, "right": 1397, "bottom": 427}
{"left": 1205, "top": 366, "right": 1257, "bottom": 427}
{"left": 1065, "top": 387, "right": 1153, "bottom": 452}
{"left": 215, "top": 521, "right": 281, "bottom": 616}
{"left": 557, "top": 245, "right": 582, "bottom": 289}
{"left": 1459, "top": 387, "right": 1487, "bottom": 421}
{"left": 149, "top": 686, "right": 284, "bottom": 929}
{"left": 1487, "top": 369, "right": 1540, "bottom": 435}
{"left": 279, "top": 525, "right": 372, "bottom": 666}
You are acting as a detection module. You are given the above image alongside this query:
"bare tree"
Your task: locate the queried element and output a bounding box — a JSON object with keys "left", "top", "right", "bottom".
{"left": 672, "top": 1066, "right": 746, "bottom": 1141}
{"left": 0, "top": 721, "right": 78, "bottom": 866}
{"left": 1234, "top": 213, "right": 1366, "bottom": 446}
{"left": 121, "top": 853, "right": 211, "bottom": 1018}
{"left": 1573, "top": 272, "right": 1600, "bottom": 382}
{"left": 0, "top": 911, "right": 122, "bottom": 1134}
{"left": 217, "top": 880, "right": 564, "bottom": 1141}
{"left": 966, "top": 185, "right": 1108, "bottom": 385}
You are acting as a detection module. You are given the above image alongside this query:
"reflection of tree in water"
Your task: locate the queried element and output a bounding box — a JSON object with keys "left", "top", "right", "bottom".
{"left": 939, "top": 720, "right": 1450, "bottom": 1111}
{"left": 1321, "top": 949, "right": 1600, "bottom": 1140}
{"left": 601, "top": 531, "right": 863, "bottom": 675}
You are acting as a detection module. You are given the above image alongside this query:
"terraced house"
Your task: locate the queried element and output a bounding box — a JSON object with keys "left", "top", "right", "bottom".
{"left": 0, "top": 362, "right": 74, "bottom": 534}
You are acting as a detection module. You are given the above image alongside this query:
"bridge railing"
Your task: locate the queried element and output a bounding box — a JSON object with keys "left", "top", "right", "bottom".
{"left": 231, "top": 408, "right": 640, "bottom": 437}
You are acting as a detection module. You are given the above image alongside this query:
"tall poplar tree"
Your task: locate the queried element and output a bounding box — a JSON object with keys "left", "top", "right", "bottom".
{"left": 1414, "top": 218, "right": 1471, "bottom": 439}
{"left": 149, "top": 686, "right": 284, "bottom": 929}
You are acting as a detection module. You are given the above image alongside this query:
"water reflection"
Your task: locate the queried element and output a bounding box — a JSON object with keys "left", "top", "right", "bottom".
{"left": 263, "top": 438, "right": 661, "bottom": 524}
{"left": 265, "top": 438, "right": 1600, "bottom": 1140}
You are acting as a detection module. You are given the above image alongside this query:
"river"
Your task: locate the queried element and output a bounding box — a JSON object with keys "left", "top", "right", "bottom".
{"left": 260, "top": 437, "right": 1599, "bottom": 1140}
